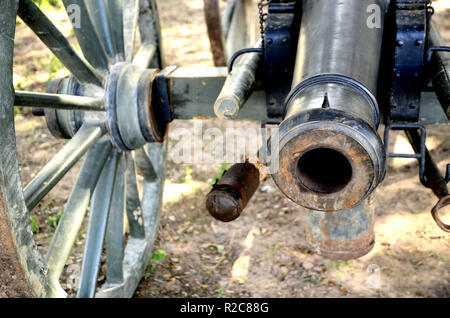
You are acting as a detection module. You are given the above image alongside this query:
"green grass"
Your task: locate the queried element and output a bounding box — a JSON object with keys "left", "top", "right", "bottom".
{"left": 145, "top": 249, "right": 166, "bottom": 277}
{"left": 273, "top": 242, "right": 281, "bottom": 253}
{"left": 14, "top": 107, "right": 21, "bottom": 117}
{"left": 30, "top": 217, "right": 38, "bottom": 234}
{"left": 215, "top": 283, "right": 228, "bottom": 298}
{"left": 208, "top": 162, "right": 228, "bottom": 188}
{"left": 35, "top": 55, "right": 64, "bottom": 81}
{"left": 47, "top": 208, "right": 63, "bottom": 228}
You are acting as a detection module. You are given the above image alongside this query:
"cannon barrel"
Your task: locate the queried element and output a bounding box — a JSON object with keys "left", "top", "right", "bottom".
{"left": 272, "top": 0, "right": 388, "bottom": 211}
{"left": 305, "top": 197, "right": 376, "bottom": 260}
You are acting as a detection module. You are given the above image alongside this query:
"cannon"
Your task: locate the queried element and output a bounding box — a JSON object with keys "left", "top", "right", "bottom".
{"left": 0, "top": 0, "right": 448, "bottom": 297}
{"left": 273, "top": 0, "right": 387, "bottom": 212}
{"left": 209, "top": 0, "right": 449, "bottom": 260}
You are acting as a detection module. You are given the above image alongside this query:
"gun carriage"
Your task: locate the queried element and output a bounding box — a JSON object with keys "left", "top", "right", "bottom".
{"left": 0, "top": 0, "right": 448, "bottom": 297}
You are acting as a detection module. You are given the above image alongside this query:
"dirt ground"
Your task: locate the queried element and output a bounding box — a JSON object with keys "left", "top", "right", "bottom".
{"left": 11, "top": 0, "right": 450, "bottom": 298}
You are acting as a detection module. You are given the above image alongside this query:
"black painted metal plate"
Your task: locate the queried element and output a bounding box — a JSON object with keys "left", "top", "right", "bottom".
{"left": 264, "top": 1, "right": 300, "bottom": 123}
{"left": 390, "top": 2, "right": 427, "bottom": 122}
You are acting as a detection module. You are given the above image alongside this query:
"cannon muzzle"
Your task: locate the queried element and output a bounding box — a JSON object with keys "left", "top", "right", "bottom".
{"left": 272, "top": 0, "right": 388, "bottom": 211}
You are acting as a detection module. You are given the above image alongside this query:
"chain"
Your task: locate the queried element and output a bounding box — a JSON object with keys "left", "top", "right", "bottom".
{"left": 426, "top": 0, "right": 434, "bottom": 15}
{"left": 258, "top": 0, "right": 271, "bottom": 47}
{"left": 426, "top": 0, "right": 434, "bottom": 48}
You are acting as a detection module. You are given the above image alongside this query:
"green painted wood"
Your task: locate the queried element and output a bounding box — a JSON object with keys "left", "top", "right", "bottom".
{"left": 106, "top": 0, "right": 125, "bottom": 61}
{"left": 125, "top": 153, "right": 146, "bottom": 239}
{"left": 23, "top": 125, "right": 105, "bottom": 211}
{"left": 14, "top": 91, "right": 105, "bottom": 111}
{"left": 85, "top": 0, "right": 117, "bottom": 64}
{"left": 46, "top": 140, "right": 112, "bottom": 281}
{"left": 18, "top": 0, "right": 103, "bottom": 86}
{"left": 106, "top": 153, "right": 127, "bottom": 286}
{"left": 420, "top": 92, "right": 450, "bottom": 125}
{"left": 97, "top": 141, "right": 167, "bottom": 298}
{"left": 77, "top": 151, "right": 119, "bottom": 298}
{"left": 62, "top": 0, "right": 110, "bottom": 72}
{"left": 133, "top": 43, "right": 157, "bottom": 68}
{"left": 139, "top": 0, "right": 165, "bottom": 68}
{"left": 0, "top": 0, "right": 63, "bottom": 298}
{"left": 169, "top": 67, "right": 267, "bottom": 121}
{"left": 123, "top": 0, "right": 140, "bottom": 62}
{"left": 168, "top": 67, "right": 448, "bottom": 125}
{"left": 134, "top": 147, "right": 158, "bottom": 182}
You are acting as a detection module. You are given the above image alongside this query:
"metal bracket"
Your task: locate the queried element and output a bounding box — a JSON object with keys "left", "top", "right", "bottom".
{"left": 384, "top": 122, "right": 427, "bottom": 185}
{"left": 263, "top": 1, "right": 300, "bottom": 123}
{"left": 384, "top": 122, "right": 450, "bottom": 188}
{"left": 154, "top": 65, "right": 177, "bottom": 123}
{"left": 228, "top": 48, "right": 263, "bottom": 72}
{"left": 426, "top": 45, "right": 450, "bottom": 63}
{"left": 389, "top": 1, "right": 428, "bottom": 122}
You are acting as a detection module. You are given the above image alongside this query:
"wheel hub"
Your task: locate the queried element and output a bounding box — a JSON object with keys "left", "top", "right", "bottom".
{"left": 105, "top": 63, "right": 167, "bottom": 151}
{"left": 43, "top": 62, "right": 168, "bottom": 151}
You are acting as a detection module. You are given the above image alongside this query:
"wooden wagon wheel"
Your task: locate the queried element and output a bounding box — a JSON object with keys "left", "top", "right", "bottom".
{"left": 0, "top": 0, "right": 167, "bottom": 298}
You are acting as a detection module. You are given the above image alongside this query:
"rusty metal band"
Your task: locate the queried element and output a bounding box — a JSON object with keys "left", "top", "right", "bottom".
{"left": 137, "top": 68, "right": 162, "bottom": 142}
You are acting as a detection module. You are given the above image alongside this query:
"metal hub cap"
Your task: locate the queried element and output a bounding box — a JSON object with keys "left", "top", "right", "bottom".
{"left": 106, "top": 63, "right": 166, "bottom": 151}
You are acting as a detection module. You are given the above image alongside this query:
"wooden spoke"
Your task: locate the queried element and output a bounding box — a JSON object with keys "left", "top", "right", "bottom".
{"left": 18, "top": 0, "right": 104, "bottom": 86}
{"left": 45, "top": 140, "right": 112, "bottom": 281}
{"left": 14, "top": 91, "right": 105, "bottom": 111}
{"left": 24, "top": 124, "right": 106, "bottom": 211}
